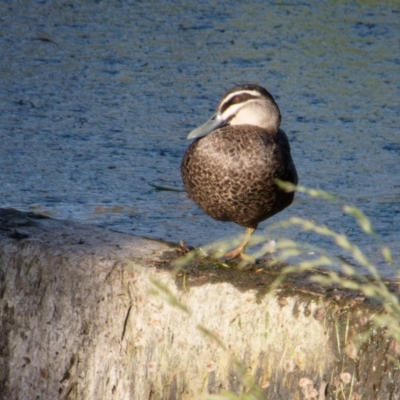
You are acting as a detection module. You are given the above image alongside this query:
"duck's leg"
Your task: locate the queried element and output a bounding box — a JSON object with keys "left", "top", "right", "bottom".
{"left": 224, "top": 227, "right": 256, "bottom": 260}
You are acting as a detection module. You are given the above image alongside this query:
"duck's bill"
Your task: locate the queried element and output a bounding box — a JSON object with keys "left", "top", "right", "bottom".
{"left": 187, "top": 112, "right": 226, "bottom": 140}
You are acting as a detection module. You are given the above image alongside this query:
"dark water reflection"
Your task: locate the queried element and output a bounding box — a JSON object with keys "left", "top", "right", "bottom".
{"left": 0, "top": 1, "right": 399, "bottom": 276}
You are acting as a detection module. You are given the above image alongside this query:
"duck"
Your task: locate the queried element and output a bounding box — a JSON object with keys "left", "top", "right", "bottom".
{"left": 181, "top": 84, "right": 298, "bottom": 260}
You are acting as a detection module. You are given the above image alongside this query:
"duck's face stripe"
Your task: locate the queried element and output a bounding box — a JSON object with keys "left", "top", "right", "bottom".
{"left": 219, "top": 90, "right": 262, "bottom": 116}
{"left": 217, "top": 88, "right": 281, "bottom": 131}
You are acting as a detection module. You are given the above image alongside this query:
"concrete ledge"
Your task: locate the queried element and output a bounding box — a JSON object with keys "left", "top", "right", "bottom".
{"left": 0, "top": 209, "right": 398, "bottom": 399}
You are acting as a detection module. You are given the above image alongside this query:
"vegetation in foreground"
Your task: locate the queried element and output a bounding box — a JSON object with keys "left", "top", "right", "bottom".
{"left": 152, "top": 185, "right": 398, "bottom": 400}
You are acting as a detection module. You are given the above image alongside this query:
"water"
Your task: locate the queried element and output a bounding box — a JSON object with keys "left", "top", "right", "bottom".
{"left": 0, "top": 0, "right": 399, "bottom": 276}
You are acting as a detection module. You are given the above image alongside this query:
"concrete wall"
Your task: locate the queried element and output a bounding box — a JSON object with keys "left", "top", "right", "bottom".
{"left": 0, "top": 209, "right": 398, "bottom": 399}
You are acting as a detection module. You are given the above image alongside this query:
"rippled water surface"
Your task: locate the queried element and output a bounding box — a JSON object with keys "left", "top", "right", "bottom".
{"left": 1, "top": 1, "right": 399, "bottom": 276}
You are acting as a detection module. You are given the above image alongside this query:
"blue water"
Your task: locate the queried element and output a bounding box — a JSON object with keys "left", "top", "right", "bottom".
{"left": 0, "top": 1, "right": 399, "bottom": 276}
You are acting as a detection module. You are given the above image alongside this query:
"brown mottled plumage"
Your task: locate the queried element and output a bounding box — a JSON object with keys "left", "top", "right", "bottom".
{"left": 181, "top": 84, "right": 298, "bottom": 260}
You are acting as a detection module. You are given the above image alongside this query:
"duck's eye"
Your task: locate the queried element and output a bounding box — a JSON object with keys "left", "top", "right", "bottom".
{"left": 231, "top": 95, "right": 242, "bottom": 104}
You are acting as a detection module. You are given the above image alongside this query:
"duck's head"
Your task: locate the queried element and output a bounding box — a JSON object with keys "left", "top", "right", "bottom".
{"left": 187, "top": 84, "right": 281, "bottom": 140}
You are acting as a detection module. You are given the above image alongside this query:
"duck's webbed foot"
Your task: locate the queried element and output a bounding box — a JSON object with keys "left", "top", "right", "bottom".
{"left": 223, "top": 227, "right": 256, "bottom": 263}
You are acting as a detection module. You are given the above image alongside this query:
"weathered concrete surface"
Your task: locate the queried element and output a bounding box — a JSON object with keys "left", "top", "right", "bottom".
{"left": 0, "top": 209, "right": 399, "bottom": 400}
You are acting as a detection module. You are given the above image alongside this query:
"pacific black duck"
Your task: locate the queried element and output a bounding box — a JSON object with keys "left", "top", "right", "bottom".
{"left": 181, "top": 84, "right": 298, "bottom": 260}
